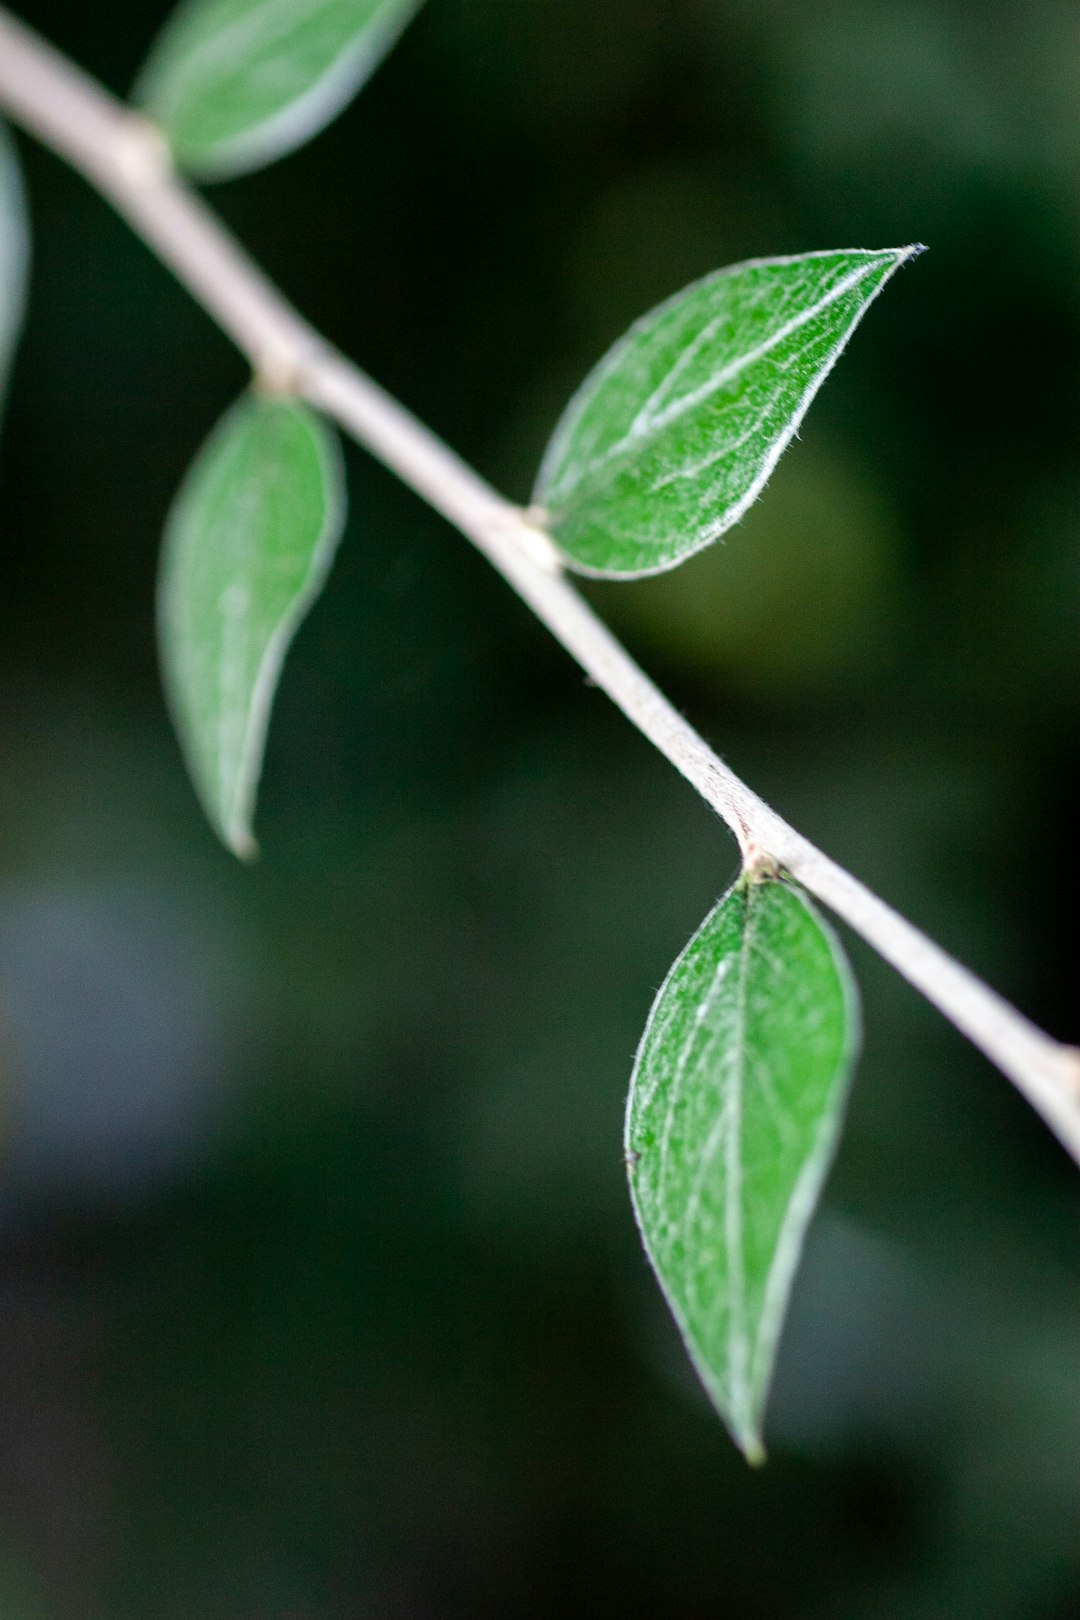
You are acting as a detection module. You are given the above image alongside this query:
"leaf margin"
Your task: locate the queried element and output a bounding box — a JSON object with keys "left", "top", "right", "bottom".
{"left": 0, "top": 118, "right": 29, "bottom": 424}
{"left": 157, "top": 388, "right": 347, "bottom": 858}
{"left": 536, "top": 244, "right": 923, "bottom": 580}
{"left": 623, "top": 870, "right": 862, "bottom": 1461}
{"left": 136, "top": 0, "right": 424, "bottom": 181}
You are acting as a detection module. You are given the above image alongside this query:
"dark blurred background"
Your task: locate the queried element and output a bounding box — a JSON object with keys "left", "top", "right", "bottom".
{"left": 1, "top": 0, "right": 1079, "bottom": 1615}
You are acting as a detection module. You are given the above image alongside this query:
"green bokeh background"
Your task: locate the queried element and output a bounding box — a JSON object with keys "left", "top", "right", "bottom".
{"left": 1, "top": 1, "right": 1079, "bottom": 1615}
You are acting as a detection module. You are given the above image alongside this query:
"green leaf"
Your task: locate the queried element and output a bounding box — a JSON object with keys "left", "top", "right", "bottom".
{"left": 136, "top": 0, "right": 422, "bottom": 179}
{"left": 0, "top": 120, "right": 29, "bottom": 427}
{"left": 535, "top": 247, "right": 919, "bottom": 578}
{"left": 158, "top": 393, "right": 345, "bottom": 856}
{"left": 625, "top": 876, "right": 860, "bottom": 1460}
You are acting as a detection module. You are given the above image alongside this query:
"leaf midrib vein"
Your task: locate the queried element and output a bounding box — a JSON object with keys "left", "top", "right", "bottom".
{"left": 551, "top": 255, "right": 887, "bottom": 510}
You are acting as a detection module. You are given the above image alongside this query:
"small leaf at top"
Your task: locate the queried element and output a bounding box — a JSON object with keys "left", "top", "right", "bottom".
{"left": 535, "top": 247, "right": 920, "bottom": 577}
{"left": 625, "top": 876, "right": 859, "bottom": 1460}
{"left": 0, "top": 120, "right": 29, "bottom": 427}
{"left": 136, "top": 0, "right": 423, "bottom": 179}
{"left": 158, "top": 392, "right": 345, "bottom": 856}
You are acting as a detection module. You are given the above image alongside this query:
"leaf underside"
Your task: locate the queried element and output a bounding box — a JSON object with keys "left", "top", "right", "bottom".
{"left": 536, "top": 246, "right": 919, "bottom": 578}
{"left": 0, "top": 120, "right": 29, "bottom": 428}
{"left": 136, "top": 0, "right": 422, "bottom": 179}
{"left": 158, "top": 393, "right": 345, "bottom": 856}
{"left": 625, "top": 876, "right": 860, "bottom": 1460}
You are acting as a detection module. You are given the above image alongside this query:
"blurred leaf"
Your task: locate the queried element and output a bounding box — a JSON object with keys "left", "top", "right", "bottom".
{"left": 136, "top": 0, "right": 422, "bottom": 179}
{"left": 535, "top": 247, "right": 917, "bottom": 577}
{"left": 158, "top": 392, "right": 345, "bottom": 856}
{"left": 0, "top": 120, "right": 28, "bottom": 428}
{"left": 626, "top": 876, "right": 859, "bottom": 1459}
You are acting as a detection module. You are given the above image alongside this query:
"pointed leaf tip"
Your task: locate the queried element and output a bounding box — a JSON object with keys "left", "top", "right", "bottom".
{"left": 158, "top": 393, "right": 345, "bottom": 855}
{"left": 625, "top": 876, "right": 860, "bottom": 1458}
{"left": 536, "top": 246, "right": 917, "bottom": 578}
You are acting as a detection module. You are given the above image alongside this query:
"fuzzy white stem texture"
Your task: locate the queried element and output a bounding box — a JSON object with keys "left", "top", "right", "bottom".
{"left": 1, "top": 6, "right": 1077, "bottom": 1159}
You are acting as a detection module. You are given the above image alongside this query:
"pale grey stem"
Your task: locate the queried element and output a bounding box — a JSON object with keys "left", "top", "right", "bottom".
{"left": 1, "top": 5, "right": 1078, "bottom": 1160}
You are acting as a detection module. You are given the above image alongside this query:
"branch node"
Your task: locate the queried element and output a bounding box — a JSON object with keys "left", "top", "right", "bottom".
{"left": 518, "top": 507, "right": 565, "bottom": 573}
{"left": 253, "top": 346, "right": 308, "bottom": 399}
{"left": 1064, "top": 1048, "right": 1080, "bottom": 1099}
{"left": 112, "top": 110, "right": 172, "bottom": 187}
{"left": 740, "top": 841, "right": 781, "bottom": 885}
